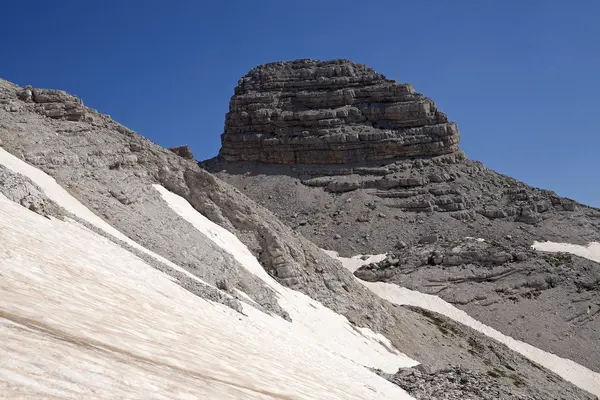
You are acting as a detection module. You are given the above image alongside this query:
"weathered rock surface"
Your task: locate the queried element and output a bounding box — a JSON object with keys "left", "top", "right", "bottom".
{"left": 0, "top": 165, "right": 63, "bottom": 218}
{"left": 220, "top": 59, "right": 460, "bottom": 164}
{"left": 16, "top": 85, "right": 87, "bottom": 120}
{"left": 204, "top": 152, "right": 600, "bottom": 373}
{"left": 377, "top": 307, "right": 598, "bottom": 400}
{"left": 168, "top": 144, "right": 195, "bottom": 160}
{"left": 355, "top": 237, "right": 600, "bottom": 371}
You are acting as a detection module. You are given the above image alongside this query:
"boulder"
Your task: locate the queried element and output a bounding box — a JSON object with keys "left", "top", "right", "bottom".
{"left": 168, "top": 145, "right": 195, "bottom": 160}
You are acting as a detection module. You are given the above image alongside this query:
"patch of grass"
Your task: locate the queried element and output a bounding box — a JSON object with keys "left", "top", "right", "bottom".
{"left": 525, "top": 358, "right": 544, "bottom": 371}
{"left": 543, "top": 252, "right": 573, "bottom": 267}
{"left": 504, "top": 363, "right": 516, "bottom": 372}
{"left": 510, "top": 373, "right": 527, "bottom": 388}
{"left": 487, "top": 368, "right": 507, "bottom": 379}
{"left": 409, "top": 306, "right": 459, "bottom": 336}
{"left": 437, "top": 325, "right": 449, "bottom": 335}
{"left": 487, "top": 370, "right": 501, "bottom": 378}
{"left": 467, "top": 337, "right": 485, "bottom": 353}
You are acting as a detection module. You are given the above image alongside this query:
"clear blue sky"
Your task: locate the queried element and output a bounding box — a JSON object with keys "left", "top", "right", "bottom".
{"left": 1, "top": 1, "right": 599, "bottom": 206}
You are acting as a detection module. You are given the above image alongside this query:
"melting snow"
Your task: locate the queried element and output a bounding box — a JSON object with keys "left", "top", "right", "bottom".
{"left": 322, "top": 251, "right": 387, "bottom": 273}
{"left": 464, "top": 236, "right": 486, "bottom": 242}
{"left": 154, "top": 184, "right": 418, "bottom": 373}
{"left": 330, "top": 251, "right": 600, "bottom": 398}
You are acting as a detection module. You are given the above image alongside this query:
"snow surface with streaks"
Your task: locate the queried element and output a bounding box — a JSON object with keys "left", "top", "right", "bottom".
{"left": 0, "top": 150, "right": 415, "bottom": 399}
{"left": 327, "top": 250, "right": 600, "bottom": 397}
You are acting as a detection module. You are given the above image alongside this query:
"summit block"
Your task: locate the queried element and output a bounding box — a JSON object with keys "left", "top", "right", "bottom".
{"left": 221, "top": 59, "right": 460, "bottom": 164}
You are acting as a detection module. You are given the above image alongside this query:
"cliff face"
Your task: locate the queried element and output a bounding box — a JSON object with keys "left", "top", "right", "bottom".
{"left": 220, "top": 59, "right": 460, "bottom": 164}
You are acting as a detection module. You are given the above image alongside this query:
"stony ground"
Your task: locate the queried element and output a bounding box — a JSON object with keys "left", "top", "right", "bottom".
{"left": 1, "top": 77, "right": 597, "bottom": 398}
{"left": 354, "top": 236, "right": 600, "bottom": 371}
{"left": 379, "top": 365, "right": 553, "bottom": 400}
{"left": 376, "top": 306, "right": 598, "bottom": 400}
{"left": 203, "top": 151, "right": 600, "bottom": 374}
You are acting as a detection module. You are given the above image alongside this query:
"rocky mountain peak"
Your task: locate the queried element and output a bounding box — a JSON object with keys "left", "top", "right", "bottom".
{"left": 220, "top": 59, "right": 460, "bottom": 164}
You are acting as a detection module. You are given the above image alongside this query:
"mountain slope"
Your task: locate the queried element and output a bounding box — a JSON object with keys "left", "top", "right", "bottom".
{"left": 201, "top": 59, "right": 600, "bottom": 390}
{"left": 0, "top": 186, "right": 413, "bottom": 399}
{"left": 1, "top": 77, "right": 598, "bottom": 398}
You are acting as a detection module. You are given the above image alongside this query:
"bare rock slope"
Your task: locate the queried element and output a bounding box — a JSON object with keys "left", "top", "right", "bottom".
{"left": 203, "top": 59, "right": 600, "bottom": 374}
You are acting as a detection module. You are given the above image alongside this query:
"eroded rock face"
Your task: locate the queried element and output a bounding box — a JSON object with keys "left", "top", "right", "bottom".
{"left": 17, "top": 85, "right": 86, "bottom": 120}
{"left": 220, "top": 59, "right": 460, "bottom": 164}
{"left": 167, "top": 145, "right": 195, "bottom": 160}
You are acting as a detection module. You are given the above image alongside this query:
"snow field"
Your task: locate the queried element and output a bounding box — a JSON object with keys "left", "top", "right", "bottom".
{"left": 0, "top": 148, "right": 211, "bottom": 288}
{"left": 0, "top": 193, "right": 414, "bottom": 399}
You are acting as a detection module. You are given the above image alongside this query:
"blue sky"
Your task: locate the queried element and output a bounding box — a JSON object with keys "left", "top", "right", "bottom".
{"left": 1, "top": 1, "right": 599, "bottom": 206}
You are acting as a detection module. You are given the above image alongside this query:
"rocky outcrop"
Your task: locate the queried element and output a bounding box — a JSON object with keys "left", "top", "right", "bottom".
{"left": 167, "top": 145, "right": 195, "bottom": 160}
{"left": 220, "top": 59, "right": 460, "bottom": 164}
{"left": 17, "top": 85, "right": 86, "bottom": 121}
{"left": 0, "top": 165, "right": 63, "bottom": 218}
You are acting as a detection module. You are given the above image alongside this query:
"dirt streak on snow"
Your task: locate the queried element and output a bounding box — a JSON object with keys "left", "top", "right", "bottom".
{"left": 0, "top": 194, "right": 415, "bottom": 399}
{"left": 0, "top": 148, "right": 210, "bottom": 288}
{"left": 532, "top": 241, "right": 600, "bottom": 263}
{"left": 329, "top": 251, "right": 600, "bottom": 398}
{"left": 154, "top": 184, "right": 418, "bottom": 374}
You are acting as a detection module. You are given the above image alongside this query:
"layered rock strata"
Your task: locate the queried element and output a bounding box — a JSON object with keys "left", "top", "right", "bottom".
{"left": 220, "top": 59, "right": 460, "bottom": 164}
{"left": 15, "top": 85, "right": 86, "bottom": 120}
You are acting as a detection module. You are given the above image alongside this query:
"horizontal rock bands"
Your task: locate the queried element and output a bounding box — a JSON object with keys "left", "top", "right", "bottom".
{"left": 221, "top": 59, "right": 461, "bottom": 164}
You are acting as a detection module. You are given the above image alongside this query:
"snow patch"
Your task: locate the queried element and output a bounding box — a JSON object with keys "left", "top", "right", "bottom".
{"left": 154, "top": 184, "right": 418, "bottom": 373}
{"left": 532, "top": 241, "right": 600, "bottom": 263}
{"left": 331, "top": 252, "right": 600, "bottom": 397}
{"left": 0, "top": 193, "right": 414, "bottom": 399}
{"left": 0, "top": 148, "right": 210, "bottom": 288}
{"left": 235, "top": 289, "right": 258, "bottom": 305}
{"left": 323, "top": 250, "right": 387, "bottom": 273}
